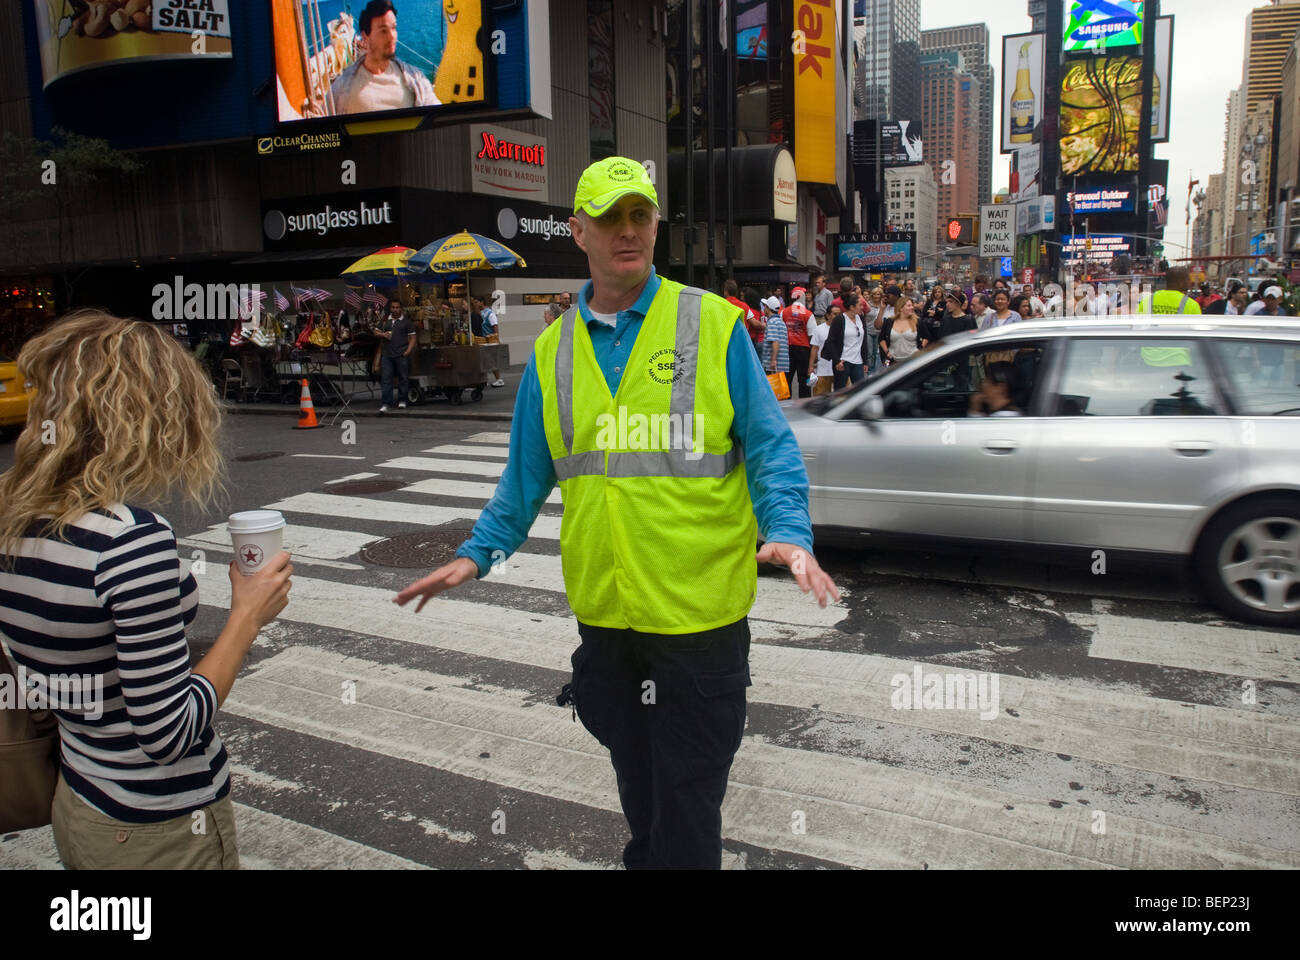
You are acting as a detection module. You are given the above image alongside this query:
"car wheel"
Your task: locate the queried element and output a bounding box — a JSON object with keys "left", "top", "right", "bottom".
{"left": 407, "top": 385, "right": 424, "bottom": 406}
{"left": 1194, "top": 497, "right": 1300, "bottom": 628}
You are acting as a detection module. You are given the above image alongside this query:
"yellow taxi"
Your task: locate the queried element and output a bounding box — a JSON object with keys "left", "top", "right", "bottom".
{"left": 0, "top": 354, "right": 35, "bottom": 436}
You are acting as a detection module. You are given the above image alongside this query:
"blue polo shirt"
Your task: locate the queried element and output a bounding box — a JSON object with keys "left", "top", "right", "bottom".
{"left": 455, "top": 268, "right": 814, "bottom": 578}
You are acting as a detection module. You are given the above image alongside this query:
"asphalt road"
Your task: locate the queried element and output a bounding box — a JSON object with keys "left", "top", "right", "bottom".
{"left": 2, "top": 413, "right": 1298, "bottom": 869}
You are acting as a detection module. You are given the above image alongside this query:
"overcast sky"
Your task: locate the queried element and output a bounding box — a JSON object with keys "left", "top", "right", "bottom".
{"left": 920, "top": 0, "right": 1266, "bottom": 256}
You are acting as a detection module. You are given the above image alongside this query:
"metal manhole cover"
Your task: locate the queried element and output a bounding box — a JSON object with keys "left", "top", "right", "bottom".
{"left": 235, "top": 451, "right": 286, "bottom": 462}
{"left": 327, "top": 479, "right": 407, "bottom": 496}
{"left": 360, "top": 527, "right": 474, "bottom": 568}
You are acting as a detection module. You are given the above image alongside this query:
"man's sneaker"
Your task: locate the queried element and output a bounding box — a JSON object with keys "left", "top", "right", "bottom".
{"left": 491, "top": 379, "right": 505, "bottom": 387}
{"left": 398, "top": 401, "right": 407, "bottom": 409}
{"left": 379, "top": 405, "right": 389, "bottom": 414}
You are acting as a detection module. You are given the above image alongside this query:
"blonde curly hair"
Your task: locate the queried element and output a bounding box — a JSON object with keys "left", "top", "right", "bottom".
{"left": 0, "top": 310, "right": 226, "bottom": 559}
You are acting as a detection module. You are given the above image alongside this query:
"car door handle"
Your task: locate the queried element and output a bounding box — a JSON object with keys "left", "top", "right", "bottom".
{"left": 981, "top": 440, "right": 1019, "bottom": 455}
{"left": 1172, "top": 441, "right": 1215, "bottom": 457}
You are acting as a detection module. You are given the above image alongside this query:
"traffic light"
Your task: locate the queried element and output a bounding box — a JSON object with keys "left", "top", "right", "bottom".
{"left": 945, "top": 216, "right": 976, "bottom": 244}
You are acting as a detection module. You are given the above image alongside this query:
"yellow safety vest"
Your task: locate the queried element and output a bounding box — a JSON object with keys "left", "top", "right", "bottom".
{"left": 533, "top": 278, "right": 757, "bottom": 634}
{"left": 1136, "top": 290, "right": 1202, "bottom": 314}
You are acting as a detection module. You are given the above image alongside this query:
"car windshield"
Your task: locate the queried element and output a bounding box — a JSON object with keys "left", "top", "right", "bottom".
{"left": 803, "top": 367, "right": 890, "bottom": 416}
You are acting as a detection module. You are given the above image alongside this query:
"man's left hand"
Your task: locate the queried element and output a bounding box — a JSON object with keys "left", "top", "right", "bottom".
{"left": 756, "top": 542, "right": 841, "bottom": 608}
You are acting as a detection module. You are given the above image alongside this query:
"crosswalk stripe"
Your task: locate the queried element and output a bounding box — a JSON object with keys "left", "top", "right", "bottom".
{"left": 1071, "top": 603, "right": 1300, "bottom": 683}
{"left": 465, "top": 432, "right": 512, "bottom": 444}
{"left": 326, "top": 472, "right": 381, "bottom": 484}
{"left": 187, "top": 524, "right": 382, "bottom": 561}
{"left": 0, "top": 825, "right": 60, "bottom": 869}
{"left": 0, "top": 803, "right": 430, "bottom": 871}
{"left": 402, "top": 477, "right": 563, "bottom": 505}
{"left": 423, "top": 445, "right": 511, "bottom": 458}
{"left": 223, "top": 646, "right": 1300, "bottom": 869}
{"left": 234, "top": 803, "right": 431, "bottom": 869}
{"left": 177, "top": 539, "right": 365, "bottom": 572}
{"left": 264, "top": 492, "right": 563, "bottom": 540}
{"left": 196, "top": 569, "right": 1300, "bottom": 794}
{"left": 377, "top": 457, "right": 506, "bottom": 478}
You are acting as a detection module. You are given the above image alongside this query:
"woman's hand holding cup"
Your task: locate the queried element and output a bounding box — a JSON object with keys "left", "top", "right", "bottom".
{"left": 229, "top": 551, "right": 294, "bottom": 632}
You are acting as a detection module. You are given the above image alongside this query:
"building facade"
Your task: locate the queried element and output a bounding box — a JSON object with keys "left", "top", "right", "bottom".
{"left": 885, "top": 165, "right": 937, "bottom": 267}
{"left": 1245, "top": 0, "right": 1300, "bottom": 110}
{"left": 855, "top": 0, "right": 921, "bottom": 123}
{"left": 920, "top": 23, "right": 994, "bottom": 207}
{"left": 920, "top": 51, "right": 980, "bottom": 250}
{"left": 0, "top": 0, "right": 666, "bottom": 357}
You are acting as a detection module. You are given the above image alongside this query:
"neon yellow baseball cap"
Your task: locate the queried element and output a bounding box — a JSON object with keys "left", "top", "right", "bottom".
{"left": 573, "top": 156, "right": 659, "bottom": 216}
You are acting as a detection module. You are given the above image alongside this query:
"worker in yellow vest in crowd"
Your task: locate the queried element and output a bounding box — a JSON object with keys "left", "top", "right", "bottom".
{"left": 395, "top": 156, "right": 840, "bottom": 869}
{"left": 1136, "top": 266, "right": 1203, "bottom": 315}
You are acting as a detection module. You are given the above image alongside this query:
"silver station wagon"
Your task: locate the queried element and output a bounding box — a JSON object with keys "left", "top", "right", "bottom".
{"left": 788, "top": 317, "right": 1300, "bottom": 627}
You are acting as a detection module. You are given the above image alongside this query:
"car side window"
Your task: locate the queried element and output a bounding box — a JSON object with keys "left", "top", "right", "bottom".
{"left": 1054, "top": 339, "right": 1223, "bottom": 416}
{"left": 878, "top": 342, "right": 1046, "bottom": 419}
{"left": 1209, "top": 340, "right": 1300, "bottom": 416}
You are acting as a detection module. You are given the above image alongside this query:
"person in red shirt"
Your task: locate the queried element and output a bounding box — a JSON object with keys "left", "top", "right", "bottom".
{"left": 723, "top": 278, "right": 764, "bottom": 357}
{"left": 782, "top": 287, "right": 814, "bottom": 398}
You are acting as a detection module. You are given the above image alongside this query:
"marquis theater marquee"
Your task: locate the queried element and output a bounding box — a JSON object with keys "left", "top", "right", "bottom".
{"left": 469, "top": 123, "right": 550, "bottom": 204}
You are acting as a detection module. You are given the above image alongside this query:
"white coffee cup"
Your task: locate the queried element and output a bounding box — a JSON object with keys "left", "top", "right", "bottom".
{"left": 228, "top": 510, "right": 286, "bottom": 576}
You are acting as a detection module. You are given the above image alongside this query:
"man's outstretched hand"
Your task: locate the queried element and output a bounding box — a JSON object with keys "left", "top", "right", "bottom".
{"left": 394, "top": 557, "right": 480, "bottom": 613}
{"left": 756, "top": 542, "right": 841, "bottom": 608}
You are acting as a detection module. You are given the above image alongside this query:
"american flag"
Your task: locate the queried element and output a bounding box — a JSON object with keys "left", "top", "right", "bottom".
{"left": 291, "top": 286, "right": 311, "bottom": 309}
{"left": 363, "top": 287, "right": 388, "bottom": 306}
{"left": 310, "top": 287, "right": 333, "bottom": 302}
{"left": 274, "top": 288, "right": 289, "bottom": 311}
{"left": 344, "top": 289, "right": 362, "bottom": 309}
{"left": 238, "top": 288, "right": 267, "bottom": 320}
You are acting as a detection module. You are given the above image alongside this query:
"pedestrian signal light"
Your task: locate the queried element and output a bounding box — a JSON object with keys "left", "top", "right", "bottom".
{"left": 945, "top": 217, "right": 974, "bottom": 244}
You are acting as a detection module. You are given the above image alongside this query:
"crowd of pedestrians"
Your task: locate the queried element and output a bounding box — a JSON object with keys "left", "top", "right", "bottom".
{"left": 724, "top": 270, "right": 1051, "bottom": 394}
{"left": 725, "top": 267, "right": 1295, "bottom": 398}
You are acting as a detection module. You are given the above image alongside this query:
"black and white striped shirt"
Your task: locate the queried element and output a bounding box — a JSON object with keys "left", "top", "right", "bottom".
{"left": 0, "top": 505, "right": 229, "bottom": 823}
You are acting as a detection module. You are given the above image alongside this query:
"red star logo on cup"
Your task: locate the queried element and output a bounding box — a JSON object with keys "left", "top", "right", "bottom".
{"left": 241, "top": 545, "right": 264, "bottom": 567}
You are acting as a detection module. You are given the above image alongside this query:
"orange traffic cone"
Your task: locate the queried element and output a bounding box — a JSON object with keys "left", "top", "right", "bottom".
{"left": 294, "top": 378, "right": 321, "bottom": 430}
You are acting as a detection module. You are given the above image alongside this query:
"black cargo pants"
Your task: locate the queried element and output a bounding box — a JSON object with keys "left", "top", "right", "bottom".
{"left": 557, "top": 617, "right": 752, "bottom": 869}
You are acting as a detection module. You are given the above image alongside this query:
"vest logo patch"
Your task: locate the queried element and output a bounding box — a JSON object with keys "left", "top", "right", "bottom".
{"left": 648, "top": 348, "right": 687, "bottom": 385}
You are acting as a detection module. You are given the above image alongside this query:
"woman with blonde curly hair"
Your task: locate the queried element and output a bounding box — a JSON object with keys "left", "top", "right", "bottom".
{"left": 0, "top": 310, "right": 292, "bottom": 869}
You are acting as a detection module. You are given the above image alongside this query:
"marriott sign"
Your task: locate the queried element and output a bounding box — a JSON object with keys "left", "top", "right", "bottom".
{"left": 470, "top": 123, "right": 550, "bottom": 203}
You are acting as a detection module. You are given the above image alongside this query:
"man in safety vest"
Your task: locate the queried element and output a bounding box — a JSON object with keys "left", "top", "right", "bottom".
{"left": 394, "top": 156, "right": 840, "bottom": 869}
{"left": 1136, "top": 266, "right": 1202, "bottom": 315}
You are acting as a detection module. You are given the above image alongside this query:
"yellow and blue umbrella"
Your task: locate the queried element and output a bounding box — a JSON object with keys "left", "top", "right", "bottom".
{"left": 340, "top": 246, "right": 417, "bottom": 287}
{"left": 408, "top": 231, "right": 527, "bottom": 274}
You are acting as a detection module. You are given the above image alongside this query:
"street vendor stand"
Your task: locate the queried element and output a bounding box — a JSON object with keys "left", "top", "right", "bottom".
{"left": 342, "top": 239, "right": 520, "bottom": 405}
{"left": 404, "top": 230, "right": 523, "bottom": 404}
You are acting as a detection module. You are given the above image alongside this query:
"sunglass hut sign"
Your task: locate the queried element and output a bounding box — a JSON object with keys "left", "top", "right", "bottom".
{"left": 470, "top": 123, "right": 549, "bottom": 204}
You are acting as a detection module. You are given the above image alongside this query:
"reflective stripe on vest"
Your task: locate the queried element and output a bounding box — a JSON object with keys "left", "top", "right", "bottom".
{"left": 549, "top": 290, "right": 745, "bottom": 480}
{"left": 1140, "top": 290, "right": 1200, "bottom": 314}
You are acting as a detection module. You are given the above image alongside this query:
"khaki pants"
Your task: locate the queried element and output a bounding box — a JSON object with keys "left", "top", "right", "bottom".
{"left": 52, "top": 773, "right": 239, "bottom": 870}
{"left": 812, "top": 376, "right": 834, "bottom": 396}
